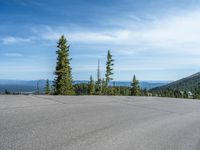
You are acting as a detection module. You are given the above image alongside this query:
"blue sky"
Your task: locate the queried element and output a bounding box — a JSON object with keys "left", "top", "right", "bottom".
{"left": 1, "top": 0, "right": 200, "bottom": 81}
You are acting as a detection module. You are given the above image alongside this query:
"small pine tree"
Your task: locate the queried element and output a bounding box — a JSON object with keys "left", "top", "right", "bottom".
{"left": 74, "top": 83, "right": 88, "bottom": 95}
{"left": 53, "top": 35, "right": 75, "bottom": 95}
{"left": 194, "top": 82, "right": 200, "bottom": 99}
{"left": 5, "top": 89, "right": 10, "bottom": 95}
{"left": 143, "top": 88, "right": 148, "bottom": 96}
{"left": 183, "top": 91, "right": 188, "bottom": 98}
{"left": 88, "top": 75, "right": 95, "bottom": 95}
{"left": 131, "top": 75, "right": 141, "bottom": 96}
{"left": 101, "top": 78, "right": 106, "bottom": 95}
{"left": 45, "top": 79, "right": 51, "bottom": 95}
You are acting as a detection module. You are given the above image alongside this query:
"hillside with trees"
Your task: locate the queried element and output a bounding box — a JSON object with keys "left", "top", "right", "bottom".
{"left": 150, "top": 72, "right": 200, "bottom": 99}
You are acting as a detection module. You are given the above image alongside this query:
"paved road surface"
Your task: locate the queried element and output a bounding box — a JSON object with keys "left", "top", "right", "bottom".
{"left": 0, "top": 95, "right": 200, "bottom": 150}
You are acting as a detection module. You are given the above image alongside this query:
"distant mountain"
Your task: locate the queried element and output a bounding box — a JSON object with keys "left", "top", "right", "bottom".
{"left": 0, "top": 79, "right": 47, "bottom": 86}
{"left": 0, "top": 85, "right": 37, "bottom": 93}
{"left": 0, "top": 80, "right": 47, "bottom": 93}
{"left": 140, "top": 81, "right": 169, "bottom": 90}
{"left": 0, "top": 79, "right": 169, "bottom": 93}
{"left": 150, "top": 72, "right": 200, "bottom": 92}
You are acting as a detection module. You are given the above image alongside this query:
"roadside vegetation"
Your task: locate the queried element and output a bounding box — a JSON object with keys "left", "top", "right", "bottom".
{"left": 51, "top": 35, "right": 143, "bottom": 96}
{"left": 150, "top": 73, "right": 200, "bottom": 99}
{"left": 3, "top": 35, "right": 200, "bottom": 99}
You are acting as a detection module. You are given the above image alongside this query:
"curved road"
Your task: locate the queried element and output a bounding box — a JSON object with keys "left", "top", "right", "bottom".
{"left": 0, "top": 95, "right": 200, "bottom": 150}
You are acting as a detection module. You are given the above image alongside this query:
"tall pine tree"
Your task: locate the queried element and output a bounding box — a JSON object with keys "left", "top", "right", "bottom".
{"left": 95, "top": 60, "right": 102, "bottom": 95}
{"left": 102, "top": 50, "right": 114, "bottom": 95}
{"left": 105, "top": 50, "right": 114, "bottom": 86}
{"left": 131, "top": 75, "right": 141, "bottom": 96}
{"left": 53, "top": 35, "right": 75, "bottom": 95}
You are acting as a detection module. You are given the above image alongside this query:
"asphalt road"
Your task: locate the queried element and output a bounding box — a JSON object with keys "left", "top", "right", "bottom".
{"left": 0, "top": 95, "right": 200, "bottom": 150}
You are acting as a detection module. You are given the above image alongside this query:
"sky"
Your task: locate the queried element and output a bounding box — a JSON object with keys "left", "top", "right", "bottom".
{"left": 1, "top": 0, "right": 200, "bottom": 81}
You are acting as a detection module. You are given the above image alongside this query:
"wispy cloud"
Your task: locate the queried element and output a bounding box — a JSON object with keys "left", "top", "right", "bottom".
{"left": 1, "top": 36, "right": 32, "bottom": 45}
{"left": 2, "top": 0, "right": 200, "bottom": 80}
{"left": 15, "top": 0, "right": 43, "bottom": 7}
{"left": 3, "top": 53, "right": 23, "bottom": 57}
{"left": 32, "top": 9, "right": 200, "bottom": 77}
{"left": 32, "top": 26, "right": 116, "bottom": 42}
{"left": 34, "top": 9, "right": 200, "bottom": 57}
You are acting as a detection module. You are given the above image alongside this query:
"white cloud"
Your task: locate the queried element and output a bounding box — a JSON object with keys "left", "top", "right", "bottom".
{"left": 1, "top": 36, "right": 32, "bottom": 45}
{"left": 136, "top": 10, "right": 200, "bottom": 53}
{"left": 38, "top": 9, "right": 200, "bottom": 56}
{"left": 33, "top": 26, "right": 118, "bottom": 42}
{"left": 3, "top": 53, "right": 23, "bottom": 57}
{"left": 30, "top": 9, "right": 200, "bottom": 80}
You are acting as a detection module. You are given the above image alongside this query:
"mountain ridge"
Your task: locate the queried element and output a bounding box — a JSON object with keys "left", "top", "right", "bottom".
{"left": 150, "top": 72, "right": 200, "bottom": 92}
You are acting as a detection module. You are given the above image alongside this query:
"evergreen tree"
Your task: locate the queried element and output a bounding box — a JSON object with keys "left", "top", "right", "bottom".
{"left": 173, "top": 89, "right": 182, "bottom": 98}
{"left": 105, "top": 50, "right": 114, "bottom": 86}
{"left": 131, "top": 75, "right": 141, "bottom": 96}
{"left": 88, "top": 75, "right": 95, "bottom": 95}
{"left": 95, "top": 60, "right": 102, "bottom": 95}
{"left": 143, "top": 88, "right": 148, "bottom": 96}
{"left": 53, "top": 35, "right": 75, "bottom": 95}
{"left": 5, "top": 89, "right": 10, "bottom": 95}
{"left": 36, "top": 80, "right": 40, "bottom": 95}
{"left": 194, "top": 82, "right": 200, "bottom": 99}
{"left": 101, "top": 78, "right": 106, "bottom": 95}
{"left": 74, "top": 83, "right": 88, "bottom": 95}
{"left": 104, "top": 50, "right": 114, "bottom": 95}
{"left": 45, "top": 79, "right": 51, "bottom": 95}
{"left": 183, "top": 91, "right": 188, "bottom": 98}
